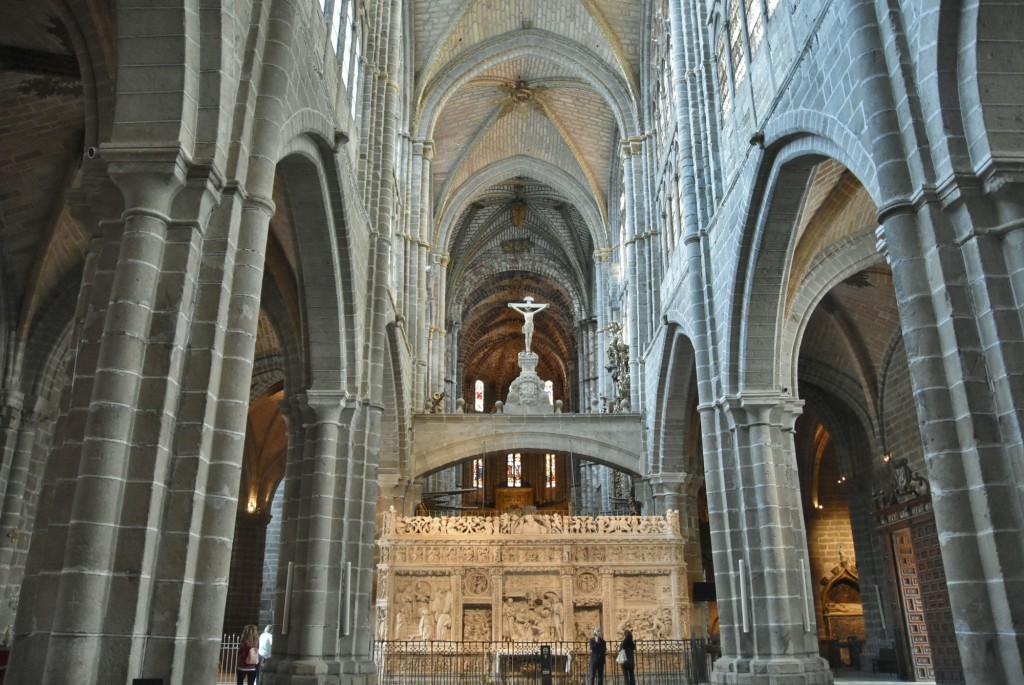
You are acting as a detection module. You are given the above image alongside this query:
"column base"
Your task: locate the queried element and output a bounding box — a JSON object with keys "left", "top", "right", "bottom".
{"left": 711, "top": 655, "right": 833, "bottom": 685}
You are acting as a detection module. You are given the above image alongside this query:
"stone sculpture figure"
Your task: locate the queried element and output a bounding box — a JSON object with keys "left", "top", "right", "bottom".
{"left": 508, "top": 296, "right": 549, "bottom": 353}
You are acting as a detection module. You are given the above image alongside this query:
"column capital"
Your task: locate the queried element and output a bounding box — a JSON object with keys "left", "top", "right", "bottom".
{"left": 619, "top": 139, "right": 634, "bottom": 160}
{"left": 100, "top": 144, "right": 191, "bottom": 213}
{"left": 720, "top": 391, "right": 803, "bottom": 431}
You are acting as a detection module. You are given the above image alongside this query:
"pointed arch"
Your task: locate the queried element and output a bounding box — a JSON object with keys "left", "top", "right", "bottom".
{"left": 648, "top": 326, "right": 700, "bottom": 477}
{"left": 274, "top": 133, "right": 360, "bottom": 395}
{"left": 436, "top": 156, "right": 608, "bottom": 254}
{"left": 415, "top": 29, "right": 639, "bottom": 141}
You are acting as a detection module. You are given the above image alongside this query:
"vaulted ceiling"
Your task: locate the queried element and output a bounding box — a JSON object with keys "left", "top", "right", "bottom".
{"left": 412, "top": 0, "right": 645, "bottom": 407}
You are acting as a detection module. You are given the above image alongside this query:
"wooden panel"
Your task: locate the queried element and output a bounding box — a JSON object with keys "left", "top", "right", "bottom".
{"left": 891, "top": 527, "right": 934, "bottom": 680}
{"left": 911, "top": 519, "right": 964, "bottom": 684}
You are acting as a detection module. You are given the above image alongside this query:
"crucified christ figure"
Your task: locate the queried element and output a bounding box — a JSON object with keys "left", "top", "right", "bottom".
{"left": 508, "top": 296, "right": 549, "bottom": 353}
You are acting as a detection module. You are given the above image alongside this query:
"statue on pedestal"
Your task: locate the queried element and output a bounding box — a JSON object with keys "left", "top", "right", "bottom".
{"left": 504, "top": 296, "right": 555, "bottom": 414}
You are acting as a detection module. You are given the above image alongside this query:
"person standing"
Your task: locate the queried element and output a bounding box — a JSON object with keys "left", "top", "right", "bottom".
{"left": 618, "top": 629, "right": 636, "bottom": 685}
{"left": 237, "top": 624, "right": 259, "bottom": 685}
{"left": 589, "top": 627, "right": 607, "bottom": 685}
{"left": 257, "top": 625, "right": 273, "bottom": 682}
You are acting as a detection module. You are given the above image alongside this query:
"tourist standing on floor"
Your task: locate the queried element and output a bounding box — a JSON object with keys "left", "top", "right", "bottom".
{"left": 237, "top": 624, "right": 259, "bottom": 685}
{"left": 589, "top": 627, "right": 607, "bottom": 685}
{"left": 257, "top": 625, "right": 273, "bottom": 682}
{"left": 618, "top": 629, "right": 636, "bottom": 685}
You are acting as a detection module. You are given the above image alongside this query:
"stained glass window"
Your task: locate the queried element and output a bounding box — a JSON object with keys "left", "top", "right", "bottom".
{"left": 507, "top": 453, "right": 521, "bottom": 487}
{"left": 475, "top": 380, "right": 484, "bottom": 412}
{"left": 472, "top": 458, "right": 483, "bottom": 489}
{"left": 544, "top": 380, "right": 553, "bottom": 406}
{"left": 545, "top": 454, "right": 557, "bottom": 488}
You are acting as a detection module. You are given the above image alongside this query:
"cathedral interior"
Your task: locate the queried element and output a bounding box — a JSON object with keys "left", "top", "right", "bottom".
{"left": 0, "top": 1, "right": 1022, "bottom": 684}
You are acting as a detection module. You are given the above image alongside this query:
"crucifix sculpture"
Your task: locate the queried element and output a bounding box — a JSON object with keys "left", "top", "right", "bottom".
{"left": 508, "top": 296, "right": 549, "bottom": 353}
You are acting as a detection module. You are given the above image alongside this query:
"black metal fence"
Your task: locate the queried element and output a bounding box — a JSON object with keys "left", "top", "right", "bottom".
{"left": 373, "top": 639, "right": 716, "bottom": 685}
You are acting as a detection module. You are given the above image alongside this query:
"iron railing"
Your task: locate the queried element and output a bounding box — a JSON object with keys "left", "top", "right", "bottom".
{"left": 215, "top": 636, "right": 716, "bottom": 683}
{"left": 373, "top": 639, "right": 716, "bottom": 685}
{"left": 218, "top": 633, "right": 241, "bottom": 683}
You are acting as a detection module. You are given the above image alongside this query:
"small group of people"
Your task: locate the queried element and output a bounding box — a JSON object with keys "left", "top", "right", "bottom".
{"left": 237, "top": 624, "right": 273, "bottom": 685}
{"left": 589, "top": 627, "right": 636, "bottom": 685}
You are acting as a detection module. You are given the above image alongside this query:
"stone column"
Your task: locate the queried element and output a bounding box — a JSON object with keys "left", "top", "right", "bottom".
{"left": 0, "top": 393, "right": 25, "bottom": 494}
{"left": 224, "top": 510, "right": 274, "bottom": 631}
{"left": 0, "top": 395, "right": 41, "bottom": 635}
{"left": 426, "top": 253, "right": 449, "bottom": 400}
{"left": 414, "top": 141, "right": 433, "bottom": 409}
{"left": 619, "top": 141, "right": 642, "bottom": 415}
{"left": 450, "top": 569, "right": 464, "bottom": 640}
{"left": 877, "top": 198, "right": 1024, "bottom": 685}
{"left": 173, "top": 187, "right": 275, "bottom": 682}
{"left": 707, "top": 393, "right": 830, "bottom": 685}
{"left": 600, "top": 568, "right": 615, "bottom": 636}
{"left": 288, "top": 392, "right": 345, "bottom": 671}
{"left": 649, "top": 473, "right": 688, "bottom": 514}
{"left": 447, "top": 320, "right": 462, "bottom": 407}
{"left": 493, "top": 569, "right": 505, "bottom": 641}
{"left": 628, "top": 136, "right": 653, "bottom": 366}
{"left": 560, "top": 570, "right": 574, "bottom": 642}
{"left": 8, "top": 149, "right": 225, "bottom": 685}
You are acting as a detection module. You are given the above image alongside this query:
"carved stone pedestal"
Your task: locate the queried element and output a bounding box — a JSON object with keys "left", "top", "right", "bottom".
{"left": 503, "top": 352, "right": 552, "bottom": 414}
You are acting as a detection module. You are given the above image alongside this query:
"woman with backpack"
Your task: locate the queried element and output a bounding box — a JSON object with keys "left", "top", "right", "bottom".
{"left": 237, "top": 624, "right": 259, "bottom": 685}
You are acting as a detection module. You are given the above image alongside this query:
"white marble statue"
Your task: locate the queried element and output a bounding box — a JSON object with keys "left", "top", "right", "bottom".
{"left": 508, "top": 296, "right": 549, "bottom": 353}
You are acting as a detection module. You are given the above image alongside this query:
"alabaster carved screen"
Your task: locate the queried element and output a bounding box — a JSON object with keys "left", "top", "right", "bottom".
{"left": 376, "top": 509, "right": 690, "bottom": 642}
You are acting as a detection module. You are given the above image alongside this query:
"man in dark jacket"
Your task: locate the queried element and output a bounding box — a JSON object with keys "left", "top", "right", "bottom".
{"left": 589, "top": 627, "right": 607, "bottom": 685}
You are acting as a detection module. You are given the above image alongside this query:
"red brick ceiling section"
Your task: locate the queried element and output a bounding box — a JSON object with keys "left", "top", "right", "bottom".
{"left": 459, "top": 271, "right": 575, "bottom": 411}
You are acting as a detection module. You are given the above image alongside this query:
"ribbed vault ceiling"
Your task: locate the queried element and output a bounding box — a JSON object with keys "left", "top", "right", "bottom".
{"left": 417, "top": 0, "right": 643, "bottom": 400}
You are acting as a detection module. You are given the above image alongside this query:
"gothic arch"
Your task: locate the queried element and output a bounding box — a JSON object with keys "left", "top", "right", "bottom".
{"left": 379, "top": 322, "right": 412, "bottom": 480}
{"left": 648, "top": 326, "right": 700, "bottom": 477}
{"left": 949, "top": 0, "right": 1024, "bottom": 175}
{"left": 415, "top": 433, "right": 641, "bottom": 480}
{"left": 414, "top": 29, "right": 640, "bottom": 142}
{"left": 727, "top": 138, "right": 881, "bottom": 392}
{"left": 435, "top": 156, "right": 608, "bottom": 254}
{"left": 760, "top": 120, "right": 881, "bottom": 207}
{"left": 274, "top": 135, "right": 360, "bottom": 394}
{"left": 780, "top": 229, "right": 884, "bottom": 396}
{"left": 447, "top": 254, "right": 589, "bottom": 324}
{"left": 258, "top": 274, "right": 304, "bottom": 397}
{"left": 52, "top": 0, "right": 115, "bottom": 150}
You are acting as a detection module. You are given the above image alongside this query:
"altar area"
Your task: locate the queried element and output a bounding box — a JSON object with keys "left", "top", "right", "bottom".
{"left": 375, "top": 509, "right": 690, "bottom": 643}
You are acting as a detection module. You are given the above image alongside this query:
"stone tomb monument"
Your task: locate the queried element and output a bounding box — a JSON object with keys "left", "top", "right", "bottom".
{"left": 375, "top": 508, "right": 690, "bottom": 643}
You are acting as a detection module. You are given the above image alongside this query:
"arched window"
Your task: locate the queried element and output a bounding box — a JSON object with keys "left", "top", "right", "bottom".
{"left": 728, "top": 0, "right": 747, "bottom": 88}
{"left": 507, "top": 454, "right": 522, "bottom": 487}
{"left": 745, "top": 0, "right": 765, "bottom": 56}
{"left": 472, "top": 458, "right": 484, "bottom": 489}
{"left": 716, "top": 32, "right": 732, "bottom": 119}
{"left": 322, "top": 0, "right": 361, "bottom": 117}
{"left": 545, "top": 454, "right": 557, "bottom": 489}
{"left": 474, "top": 380, "right": 484, "bottom": 412}
{"left": 544, "top": 380, "right": 554, "bottom": 406}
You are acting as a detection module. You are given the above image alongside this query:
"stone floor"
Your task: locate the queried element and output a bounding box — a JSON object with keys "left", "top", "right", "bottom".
{"left": 833, "top": 665, "right": 930, "bottom": 683}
